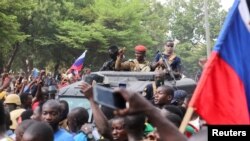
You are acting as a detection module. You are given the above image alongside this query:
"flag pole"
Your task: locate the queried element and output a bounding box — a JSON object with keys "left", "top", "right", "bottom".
{"left": 204, "top": 0, "right": 211, "bottom": 58}
{"left": 179, "top": 107, "right": 194, "bottom": 133}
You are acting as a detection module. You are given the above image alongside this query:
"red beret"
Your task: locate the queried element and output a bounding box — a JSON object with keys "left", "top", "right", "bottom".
{"left": 135, "top": 45, "right": 147, "bottom": 52}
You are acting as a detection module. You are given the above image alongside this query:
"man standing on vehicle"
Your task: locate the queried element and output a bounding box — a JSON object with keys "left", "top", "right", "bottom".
{"left": 115, "top": 45, "right": 151, "bottom": 72}
{"left": 100, "top": 45, "right": 119, "bottom": 71}
{"left": 151, "top": 40, "right": 182, "bottom": 79}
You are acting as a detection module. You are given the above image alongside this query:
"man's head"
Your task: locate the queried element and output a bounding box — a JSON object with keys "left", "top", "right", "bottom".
{"left": 163, "top": 105, "right": 184, "bottom": 119}
{"left": 41, "top": 87, "right": 49, "bottom": 102}
{"left": 31, "top": 102, "right": 43, "bottom": 121}
{"left": 171, "top": 90, "right": 187, "bottom": 106}
{"left": 124, "top": 114, "right": 146, "bottom": 139}
{"left": 20, "top": 93, "right": 33, "bottom": 109}
{"left": 59, "top": 100, "right": 69, "bottom": 122}
{"left": 109, "top": 45, "right": 119, "bottom": 60}
{"left": 22, "top": 121, "right": 54, "bottom": 141}
{"left": 4, "top": 111, "right": 11, "bottom": 131}
{"left": 42, "top": 100, "right": 61, "bottom": 131}
{"left": 154, "top": 85, "right": 174, "bottom": 107}
{"left": 111, "top": 117, "right": 127, "bottom": 141}
{"left": 154, "top": 70, "right": 165, "bottom": 87}
{"left": 4, "top": 94, "right": 21, "bottom": 112}
{"left": 134, "top": 45, "right": 147, "bottom": 62}
{"left": 67, "top": 107, "right": 89, "bottom": 133}
{"left": 20, "top": 109, "right": 33, "bottom": 121}
{"left": 164, "top": 40, "right": 174, "bottom": 55}
{"left": 15, "top": 119, "right": 37, "bottom": 141}
{"left": 48, "top": 85, "right": 57, "bottom": 99}
{"left": 0, "top": 101, "right": 6, "bottom": 133}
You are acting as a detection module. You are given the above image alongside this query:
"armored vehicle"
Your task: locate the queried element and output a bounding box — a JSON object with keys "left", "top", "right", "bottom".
{"left": 58, "top": 71, "right": 196, "bottom": 116}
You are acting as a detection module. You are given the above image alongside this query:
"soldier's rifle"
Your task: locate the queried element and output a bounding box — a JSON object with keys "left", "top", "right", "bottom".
{"left": 159, "top": 52, "right": 176, "bottom": 85}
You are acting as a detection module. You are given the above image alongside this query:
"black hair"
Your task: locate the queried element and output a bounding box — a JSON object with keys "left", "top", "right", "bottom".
{"left": 23, "top": 121, "right": 54, "bottom": 141}
{"left": 108, "top": 45, "right": 119, "bottom": 52}
{"left": 20, "top": 93, "right": 30, "bottom": 105}
{"left": 110, "top": 116, "right": 125, "bottom": 127}
{"left": 4, "top": 111, "right": 11, "bottom": 130}
{"left": 38, "top": 101, "right": 45, "bottom": 113}
{"left": 0, "top": 101, "right": 6, "bottom": 132}
{"left": 16, "top": 119, "right": 37, "bottom": 134}
{"left": 124, "top": 114, "right": 146, "bottom": 139}
{"left": 166, "top": 113, "right": 182, "bottom": 127}
{"left": 163, "top": 105, "right": 184, "bottom": 119}
{"left": 43, "top": 100, "right": 61, "bottom": 112}
{"left": 59, "top": 100, "right": 69, "bottom": 121}
{"left": 161, "top": 85, "right": 174, "bottom": 97}
{"left": 21, "top": 109, "right": 33, "bottom": 121}
{"left": 166, "top": 40, "right": 174, "bottom": 44}
{"left": 71, "top": 107, "right": 89, "bottom": 126}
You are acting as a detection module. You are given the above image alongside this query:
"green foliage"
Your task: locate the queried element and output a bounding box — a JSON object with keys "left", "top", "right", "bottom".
{"left": 1, "top": 0, "right": 227, "bottom": 76}
{"left": 175, "top": 42, "right": 206, "bottom": 77}
{"left": 91, "top": 0, "right": 155, "bottom": 55}
{"left": 166, "top": 0, "right": 226, "bottom": 77}
{"left": 0, "top": 0, "right": 30, "bottom": 49}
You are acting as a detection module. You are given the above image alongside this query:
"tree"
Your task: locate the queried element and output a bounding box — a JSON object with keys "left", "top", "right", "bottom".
{"left": 1, "top": 0, "right": 227, "bottom": 75}
{"left": 164, "top": 0, "right": 226, "bottom": 77}
{"left": 0, "top": 0, "right": 34, "bottom": 72}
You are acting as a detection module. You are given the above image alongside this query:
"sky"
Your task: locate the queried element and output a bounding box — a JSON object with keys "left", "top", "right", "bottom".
{"left": 221, "top": 0, "right": 234, "bottom": 11}
{"left": 157, "top": 0, "right": 235, "bottom": 11}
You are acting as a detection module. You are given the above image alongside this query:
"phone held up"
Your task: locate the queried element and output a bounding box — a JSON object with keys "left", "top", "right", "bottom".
{"left": 118, "top": 83, "right": 126, "bottom": 88}
{"left": 93, "top": 85, "right": 126, "bottom": 109}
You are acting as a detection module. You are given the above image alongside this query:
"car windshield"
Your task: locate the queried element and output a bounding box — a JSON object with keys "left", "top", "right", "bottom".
{"left": 59, "top": 97, "right": 92, "bottom": 122}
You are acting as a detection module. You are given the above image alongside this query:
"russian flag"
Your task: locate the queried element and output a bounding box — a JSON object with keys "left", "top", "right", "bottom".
{"left": 189, "top": 0, "right": 250, "bottom": 124}
{"left": 69, "top": 50, "right": 87, "bottom": 72}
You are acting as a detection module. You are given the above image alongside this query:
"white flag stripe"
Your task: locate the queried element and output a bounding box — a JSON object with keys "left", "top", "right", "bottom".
{"left": 239, "top": 0, "right": 250, "bottom": 32}
{"left": 77, "top": 50, "right": 87, "bottom": 60}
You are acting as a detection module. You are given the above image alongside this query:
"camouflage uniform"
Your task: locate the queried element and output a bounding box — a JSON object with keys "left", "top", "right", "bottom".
{"left": 115, "top": 56, "right": 151, "bottom": 72}
{"left": 99, "top": 60, "right": 116, "bottom": 71}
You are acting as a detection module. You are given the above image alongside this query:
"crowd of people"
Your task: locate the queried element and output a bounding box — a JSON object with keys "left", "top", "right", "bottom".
{"left": 0, "top": 41, "right": 207, "bottom": 141}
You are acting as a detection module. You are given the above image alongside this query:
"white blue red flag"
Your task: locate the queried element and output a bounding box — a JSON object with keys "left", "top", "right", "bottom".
{"left": 189, "top": 0, "right": 250, "bottom": 124}
{"left": 69, "top": 50, "right": 87, "bottom": 72}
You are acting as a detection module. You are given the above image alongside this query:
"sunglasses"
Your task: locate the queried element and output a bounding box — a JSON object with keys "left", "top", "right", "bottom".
{"left": 166, "top": 45, "right": 174, "bottom": 47}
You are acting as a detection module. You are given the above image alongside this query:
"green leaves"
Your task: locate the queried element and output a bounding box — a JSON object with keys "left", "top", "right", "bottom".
{"left": 1, "top": 0, "right": 226, "bottom": 75}
{"left": 56, "top": 21, "right": 107, "bottom": 49}
{"left": 168, "top": 0, "right": 226, "bottom": 77}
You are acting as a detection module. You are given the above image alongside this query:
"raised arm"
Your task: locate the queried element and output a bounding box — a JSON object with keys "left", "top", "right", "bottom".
{"left": 114, "top": 89, "right": 187, "bottom": 141}
{"left": 79, "top": 82, "right": 113, "bottom": 140}
{"left": 151, "top": 53, "right": 162, "bottom": 70}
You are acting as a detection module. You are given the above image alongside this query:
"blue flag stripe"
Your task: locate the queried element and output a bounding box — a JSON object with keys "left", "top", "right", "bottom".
{"left": 214, "top": 0, "right": 250, "bottom": 113}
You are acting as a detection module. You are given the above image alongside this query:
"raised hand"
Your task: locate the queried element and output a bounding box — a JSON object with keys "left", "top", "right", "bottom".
{"left": 78, "top": 81, "right": 95, "bottom": 100}
{"left": 113, "top": 88, "right": 154, "bottom": 116}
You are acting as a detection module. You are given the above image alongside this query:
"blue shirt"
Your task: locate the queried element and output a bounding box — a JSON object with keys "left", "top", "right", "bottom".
{"left": 54, "top": 128, "right": 74, "bottom": 141}
{"left": 74, "top": 132, "right": 88, "bottom": 141}
{"left": 154, "top": 53, "right": 182, "bottom": 72}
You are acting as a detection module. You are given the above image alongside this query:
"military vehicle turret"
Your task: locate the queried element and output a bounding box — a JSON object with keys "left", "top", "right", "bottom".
{"left": 90, "top": 71, "right": 196, "bottom": 94}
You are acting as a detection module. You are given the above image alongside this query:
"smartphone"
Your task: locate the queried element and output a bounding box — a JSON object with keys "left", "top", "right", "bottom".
{"left": 84, "top": 75, "right": 94, "bottom": 85}
{"left": 118, "top": 83, "right": 126, "bottom": 88}
{"left": 93, "top": 85, "right": 126, "bottom": 109}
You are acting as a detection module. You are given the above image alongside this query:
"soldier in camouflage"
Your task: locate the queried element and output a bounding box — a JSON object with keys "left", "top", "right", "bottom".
{"left": 115, "top": 45, "right": 151, "bottom": 72}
